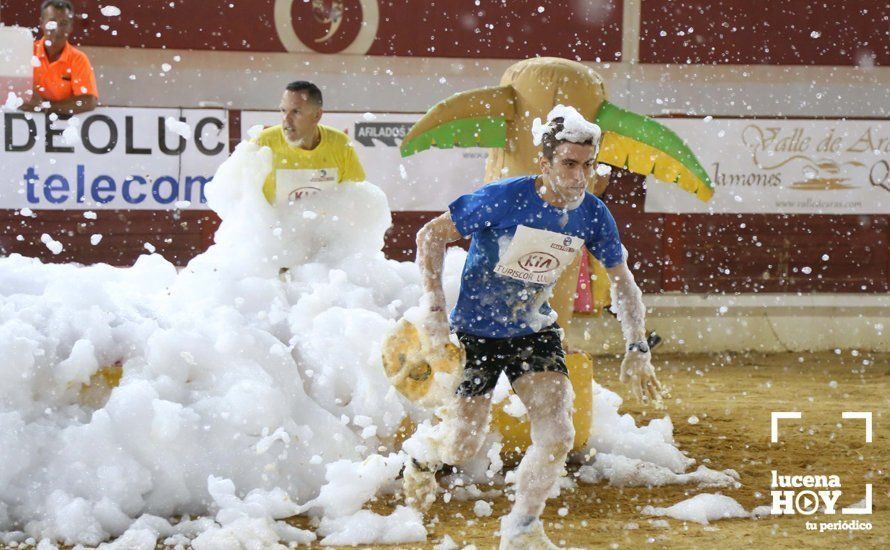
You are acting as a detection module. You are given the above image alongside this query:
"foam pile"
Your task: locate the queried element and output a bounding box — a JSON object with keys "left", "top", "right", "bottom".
{"left": 642, "top": 493, "right": 752, "bottom": 525}
{"left": 0, "top": 142, "right": 423, "bottom": 546}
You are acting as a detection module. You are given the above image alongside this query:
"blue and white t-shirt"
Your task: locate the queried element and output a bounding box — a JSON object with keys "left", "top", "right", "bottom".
{"left": 448, "top": 176, "right": 623, "bottom": 338}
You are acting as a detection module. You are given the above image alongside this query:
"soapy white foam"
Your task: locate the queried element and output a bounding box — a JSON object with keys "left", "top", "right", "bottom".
{"left": 317, "top": 505, "right": 426, "bottom": 546}
{"left": 642, "top": 493, "right": 751, "bottom": 525}
{"left": 61, "top": 116, "right": 81, "bottom": 146}
{"left": 164, "top": 117, "right": 191, "bottom": 140}
{"left": 531, "top": 104, "right": 602, "bottom": 146}
{"left": 39, "top": 233, "right": 63, "bottom": 254}
{"left": 580, "top": 383, "right": 694, "bottom": 473}
{"left": 578, "top": 454, "right": 740, "bottom": 489}
{"left": 3, "top": 92, "right": 24, "bottom": 111}
{"left": 246, "top": 124, "right": 264, "bottom": 140}
{"left": 0, "top": 142, "right": 424, "bottom": 546}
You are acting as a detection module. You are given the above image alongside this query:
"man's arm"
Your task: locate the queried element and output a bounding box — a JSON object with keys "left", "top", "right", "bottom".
{"left": 52, "top": 94, "right": 98, "bottom": 115}
{"left": 21, "top": 94, "right": 97, "bottom": 115}
{"left": 416, "top": 211, "right": 463, "bottom": 344}
{"left": 606, "top": 260, "right": 665, "bottom": 404}
{"left": 605, "top": 261, "right": 646, "bottom": 344}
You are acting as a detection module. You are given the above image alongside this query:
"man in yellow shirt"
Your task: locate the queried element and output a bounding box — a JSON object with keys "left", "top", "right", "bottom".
{"left": 253, "top": 81, "right": 366, "bottom": 205}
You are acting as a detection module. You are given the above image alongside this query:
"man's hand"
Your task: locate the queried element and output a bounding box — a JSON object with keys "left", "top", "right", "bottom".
{"left": 19, "top": 96, "right": 45, "bottom": 112}
{"left": 420, "top": 304, "right": 451, "bottom": 350}
{"left": 620, "top": 350, "right": 665, "bottom": 405}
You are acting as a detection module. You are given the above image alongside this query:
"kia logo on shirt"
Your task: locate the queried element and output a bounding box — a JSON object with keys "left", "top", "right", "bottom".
{"left": 518, "top": 252, "right": 560, "bottom": 273}
{"left": 290, "top": 186, "right": 322, "bottom": 201}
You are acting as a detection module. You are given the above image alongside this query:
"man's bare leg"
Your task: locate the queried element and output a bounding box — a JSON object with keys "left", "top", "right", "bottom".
{"left": 442, "top": 393, "right": 494, "bottom": 464}
{"left": 404, "top": 393, "right": 493, "bottom": 510}
{"left": 501, "top": 371, "right": 575, "bottom": 548}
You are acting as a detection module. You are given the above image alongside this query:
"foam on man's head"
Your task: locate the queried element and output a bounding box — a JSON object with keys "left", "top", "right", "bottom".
{"left": 531, "top": 105, "right": 602, "bottom": 147}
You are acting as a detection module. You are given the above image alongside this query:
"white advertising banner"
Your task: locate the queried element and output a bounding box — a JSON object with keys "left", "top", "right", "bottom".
{"left": 644, "top": 118, "right": 890, "bottom": 215}
{"left": 0, "top": 26, "right": 32, "bottom": 97}
{"left": 240, "top": 111, "right": 488, "bottom": 211}
{"left": 0, "top": 107, "right": 228, "bottom": 210}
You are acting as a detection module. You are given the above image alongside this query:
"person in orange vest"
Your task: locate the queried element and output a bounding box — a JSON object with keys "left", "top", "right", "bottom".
{"left": 21, "top": 0, "right": 98, "bottom": 114}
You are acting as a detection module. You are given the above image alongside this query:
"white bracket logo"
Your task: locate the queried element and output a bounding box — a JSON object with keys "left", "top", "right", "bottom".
{"left": 842, "top": 411, "right": 873, "bottom": 443}
{"left": 771, "top": 411, "right": 802, "bottom": 443}
{"left": 770, "top": 411, "right": 873, "bottom": 515}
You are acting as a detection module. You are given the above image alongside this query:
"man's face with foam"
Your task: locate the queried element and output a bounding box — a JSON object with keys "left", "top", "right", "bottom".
{"left": 541, "top": 141, "right": 598, "bottom": 207}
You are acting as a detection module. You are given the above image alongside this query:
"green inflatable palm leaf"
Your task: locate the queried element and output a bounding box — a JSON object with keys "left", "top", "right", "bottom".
{"left": 400, "top": 117, "right": 507, "bottom": 158}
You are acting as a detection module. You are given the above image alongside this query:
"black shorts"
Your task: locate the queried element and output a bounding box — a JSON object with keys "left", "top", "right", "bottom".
{"left": 455, "top": 324, "right": 568, "bottom": 398}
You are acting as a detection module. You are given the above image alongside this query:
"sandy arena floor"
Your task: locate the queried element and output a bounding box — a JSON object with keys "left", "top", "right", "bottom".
{"left": 309, "top": 351, "right": 889, "bottom": 549}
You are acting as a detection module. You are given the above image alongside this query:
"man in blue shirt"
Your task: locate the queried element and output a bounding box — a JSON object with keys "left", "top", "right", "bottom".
{"left": 412, "top": 107, "right": 664, "bottom": 549}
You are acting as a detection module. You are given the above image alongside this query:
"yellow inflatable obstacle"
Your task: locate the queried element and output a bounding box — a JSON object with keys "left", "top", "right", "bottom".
{"left": 381, "top": 318, "right": 464, "bottom": 408}
{"left": 76, "top": 362, "right": 123, "bottom": 409}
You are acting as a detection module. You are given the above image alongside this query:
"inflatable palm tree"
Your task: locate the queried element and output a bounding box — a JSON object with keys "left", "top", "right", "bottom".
{"left": 402, "top": 57, "right": 713, "bottom": 200}
{"left": 401, "top": 57, "right": 714, "bottom": 328}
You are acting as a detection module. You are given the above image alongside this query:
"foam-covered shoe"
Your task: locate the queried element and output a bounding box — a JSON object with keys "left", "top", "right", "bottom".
{"left": 403, "top": 459, "right": 438, "bottom": 512}
{"left": 499, "top": 514, "right": 558, "bottom": 550}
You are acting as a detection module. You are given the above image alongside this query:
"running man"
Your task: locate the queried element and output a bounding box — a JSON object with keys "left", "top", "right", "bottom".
{"left": 411, "top": 106, "right": 664, "bottom": 549}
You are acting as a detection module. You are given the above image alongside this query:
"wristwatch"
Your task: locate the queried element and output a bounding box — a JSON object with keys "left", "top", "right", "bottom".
{"left": 628, "top": 341, "right": 650, "bottom": 353}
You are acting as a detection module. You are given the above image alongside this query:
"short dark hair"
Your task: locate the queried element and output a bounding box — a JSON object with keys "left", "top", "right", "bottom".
{"left": 40, "top": 0, "right": 74, "bottom": 15}
{"left": 285, "top": 81, "right": 323, "bottom": 106}
{"left": 541, "top": 117, "right": 594, "bottom": 160}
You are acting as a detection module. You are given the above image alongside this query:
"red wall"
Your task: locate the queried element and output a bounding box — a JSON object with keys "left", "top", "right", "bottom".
{"left": 639, "top": 0, "right": 888, "bottom": 66}
{"left": 0, "top": 209, "right": 218, "bottom": 266}
{"left": 0, "top": 0, "right": 624, "bottom": 61}
{"left": 4, "top": 1, "right": 885, "bottom": 65}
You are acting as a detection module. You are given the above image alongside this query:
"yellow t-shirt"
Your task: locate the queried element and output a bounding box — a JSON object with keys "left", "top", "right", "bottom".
{"left": 253, "top": 124, "right": 366, "bottom": 204}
